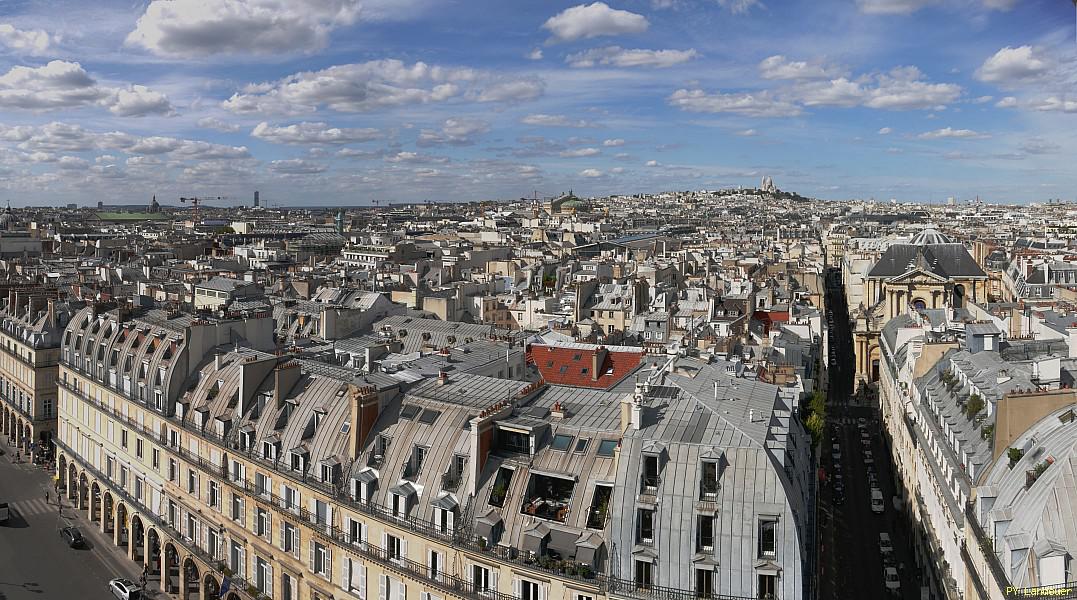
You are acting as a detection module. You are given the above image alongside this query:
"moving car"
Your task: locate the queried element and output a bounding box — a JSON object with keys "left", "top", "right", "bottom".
{"left": 879, "top": 532, "right": 893, "bottom": 555}
{"left": 884, "top": 566, "right": 901, "bottom": 593}
{"left": 60, "top": 526, "right": 85, "bottom": 548}
{"left": 109, "top": 578, "right": 142, "bottom": 600}
{"left": 0, "top": 501, "right": 8, "bottom": 523}
{"left": 871, "top": 489, "right": 885, "bottom": 514}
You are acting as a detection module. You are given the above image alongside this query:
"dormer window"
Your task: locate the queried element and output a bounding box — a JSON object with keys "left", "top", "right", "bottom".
{"left": 262, "top": 441, "right": 279, "bottom": 460}
{"left": 701, "top": 460, "right": 720, "bottom": 499}
{"left": 641, "top": 454, "right": 660, "bottom": 493}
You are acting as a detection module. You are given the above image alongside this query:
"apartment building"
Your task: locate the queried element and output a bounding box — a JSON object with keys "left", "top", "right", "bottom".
{"left": 0, "top": 285, "right": 67, "bottom": 461}
{"left": 878, "top": 305, "right": 1077, "bottom": 600}
{"left": 56, "top": 303, "right": 812, "bottom": 600}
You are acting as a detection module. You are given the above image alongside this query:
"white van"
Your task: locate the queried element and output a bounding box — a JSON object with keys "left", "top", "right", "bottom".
{"left": 871, "top": 489, "right": 885, "bottom": 514}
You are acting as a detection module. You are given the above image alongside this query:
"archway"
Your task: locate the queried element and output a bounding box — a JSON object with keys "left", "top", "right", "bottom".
{"left": 911, "top": 298, "right": 927, "bottom": 311}
{"left": 869, "top": 345, "right": 881, "bottom": 383}
{"left": 102, "top": 492, "right": 114, "bottom": 534}
{"left": 953, "top": 284, "right": 965, "bottom": 309}
{"left": 202, "top": 574, "right": 219, "bottom": 600}
{"left": 130, "top": 515, "right": 145, "bottom": 563}
{"left": 162, "top": 543, "right": 179, "bottom": 594}
{"left": 115, "top": 503, "right": 129, "bottom": 548}
{"left": 183, "top": 558, "right": 203, "bottom": 599}
{"left": 89, "top": 482, "right": 101, "bottom": 523}
{"left": 22, "top": 423, "right": 30, "bottom": 452}
{"left": 77, "top": 473, "right": 89, "bottom": 512}
{"left": 67, "top": 463, "right": 78, "bottom": 500}
{"left": 146, "top": 528, "right": 162, "bottom": 578}
{"left": 57, "top": 454, "right": 68, "bottom": 492}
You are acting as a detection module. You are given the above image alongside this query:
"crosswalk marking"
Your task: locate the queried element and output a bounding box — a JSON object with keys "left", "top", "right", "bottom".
{"left": 10, "top": 497, "right": 55, "bottom": 517}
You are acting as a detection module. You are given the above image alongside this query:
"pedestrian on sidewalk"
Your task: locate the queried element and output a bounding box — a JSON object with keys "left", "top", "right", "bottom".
{"left": 45, "top": 491, "right": 49, "bottom": 504}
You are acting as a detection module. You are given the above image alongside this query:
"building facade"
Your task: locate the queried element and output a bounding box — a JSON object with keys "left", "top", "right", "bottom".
{"left": 56, "top": 304, "right": 812, "bottom": 600}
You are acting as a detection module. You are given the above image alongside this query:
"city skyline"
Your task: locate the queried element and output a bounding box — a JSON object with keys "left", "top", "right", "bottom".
{"left": 0, "top": 0, "right": 1073, "bottom": 205}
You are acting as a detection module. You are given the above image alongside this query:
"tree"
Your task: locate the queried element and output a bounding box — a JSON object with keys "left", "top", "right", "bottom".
{"left": 806, "top": 413, "right": 825, "bottom": 446}
{"left": 965, "top": 394, "right": 984, "bottom": 418}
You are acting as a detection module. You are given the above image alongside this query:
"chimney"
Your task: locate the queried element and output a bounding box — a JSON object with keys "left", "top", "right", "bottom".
{"left": 438, "top": 371, "right": 449, "bottom": 385}
{"left": 46, "top": 298, "right": 56, "bottom": 326}
{"left": 592, "top": 346, "right": 607, "bottom": 382}
{"left": 348, "top": 384, "right": 381, "bottom": 458}
{"left": 621, "top": 380, "right": 644, "bottom": 432}
{"left": 214, "top": 351, "right": 223, "bottom": 371}
{"left": 28, "top": 295, "right": 46, "bottom": 317}
{"left": 273, "top": 361, "right": 302, "bottom": 408}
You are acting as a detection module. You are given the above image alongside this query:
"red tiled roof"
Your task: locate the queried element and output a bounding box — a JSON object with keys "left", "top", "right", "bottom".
{"left": 526, "top": 343, "right": 645, "bottom": 390}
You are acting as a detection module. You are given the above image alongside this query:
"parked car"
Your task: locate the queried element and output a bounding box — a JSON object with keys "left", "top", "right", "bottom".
{"left": 109, "top": 578, "right": 142, "bottom": 600}
{"left": 60, "top": 526, "right": 84, "bottom": 548}
{"left": 884, "top": 566, "right": 901, "bottom": 593}
{"left": 864, "top": 450, "right": 874, "bottom": 465}
{"left": 0, "top": 501, "right": 8, "bottom": 523}
{"left": 879, "top": 532, "right": 893, "bottom": 555}
{"left": 833, "top": 490, "right": 845, "bottom": 505}
{"left": 831, "top": 444, "right": 841, "bottom": 461}
{"left": 868, "top": 471, "right": 878, "bottom": 486}
{"left": 857, "top": 417, "right": 867, "bottom": 428}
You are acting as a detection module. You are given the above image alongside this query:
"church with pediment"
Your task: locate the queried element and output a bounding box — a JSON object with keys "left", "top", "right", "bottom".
{"left": 851, "top": 228, "right": 988, "bottom": 388}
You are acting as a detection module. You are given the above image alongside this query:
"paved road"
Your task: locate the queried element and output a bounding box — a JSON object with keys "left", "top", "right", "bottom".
{"left": 818, "top": 268, "right": 922, "bottom": 600}
{"left": 0, "top": 437, "right": 144, "bottom": 600}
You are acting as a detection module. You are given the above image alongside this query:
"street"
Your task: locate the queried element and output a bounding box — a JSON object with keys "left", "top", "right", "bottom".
{"left": 0, "top": 437, "right": 141, "bottom": 600}
{"left": 818, "top": 268, "right": 921, "bottom": 600}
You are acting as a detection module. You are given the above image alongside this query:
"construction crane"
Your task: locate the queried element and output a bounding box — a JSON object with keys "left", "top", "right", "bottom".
{"left": 179, "top": 196, "right": 228, "bottom": 224}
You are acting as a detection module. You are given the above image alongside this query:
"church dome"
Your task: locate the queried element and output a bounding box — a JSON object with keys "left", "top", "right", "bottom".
{"left": 910, "top": 227, "right": 951, "bottom": 245}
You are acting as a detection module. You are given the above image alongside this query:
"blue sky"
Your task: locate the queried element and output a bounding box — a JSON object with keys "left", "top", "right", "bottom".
{"left": 0, "top": 0, "right": 1073, "bottom": 206}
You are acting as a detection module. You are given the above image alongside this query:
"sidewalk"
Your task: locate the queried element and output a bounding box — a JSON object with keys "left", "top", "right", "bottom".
{"left": 1, "top": 434, "right": 164, "bottom": 598}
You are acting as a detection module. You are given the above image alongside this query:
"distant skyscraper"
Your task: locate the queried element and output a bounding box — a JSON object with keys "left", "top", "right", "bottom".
{"left": 253, "top": 190, "right": 260, "bottom": 207}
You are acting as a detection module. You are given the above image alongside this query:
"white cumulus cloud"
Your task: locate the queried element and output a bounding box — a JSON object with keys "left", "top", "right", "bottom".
{"left": 975, "top": 46, "right": 1050, "bottom": 85}
{"left": 543, "top": 3, "right": 649, "bottom": 43}
{"left": 252, "top": 121, "right": 382, "bottom": 144}
{"left": 0, "top": 61, "right": 173, "bottom": 116}
{"left": 0, "top": 24, "right": 51, "bottom": 54}
{"left": 560, "top": 147, "right": 600, "bottom": 158}
{"left": 126, "top": 0, "right": 360, "bottom": 57}
{"left": 578, "top": 168, "right": 603, "bottom": 177}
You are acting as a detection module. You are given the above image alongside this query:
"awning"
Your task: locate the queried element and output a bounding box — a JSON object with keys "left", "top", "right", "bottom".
{"left": 475, "top": 510, "right": 502, "bottom": 540}
{"left": 431, "top": 493, "right": 458, "bottom": 511}
{"left": 547, "top": 527, "right": 579, "bottom": 557}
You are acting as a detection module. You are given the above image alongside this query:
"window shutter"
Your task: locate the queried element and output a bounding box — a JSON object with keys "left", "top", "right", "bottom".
{"left": 250, "top": 554, "right": 257, "bottom": 588}
{"left": 280, "top": 483, "right": 287, "bottom": 508}
{"left": 310, "top": 498, "right": 317, "bottom": 523}
{"left": 513, "top": 578, "right": 521, "bottom": 599}
{"left": 395, "top": 578, "right": 406, "bottom": 600}
{"left": 267, "top": 564, "right": 274, "bottom": 597}
{"left": 327, "top": 505, "right": 334, "bottom": 531}
{"left": 345, "top": 516, "right": 353, "bottom": 543}
{"left": 427, "top": 551, "right": 435, "bottom": 579}
{"left": 358, "top": 563, "right": 367, "bottom": 600}
{"left": 491, "top": 570, "right": 499, "bottom": 592}
{"left": 325, "top": 547, "right": 333, "bottom": 582}
{"left": 280, "top": 521, "right": 286, "bottom": 550}
{"left": 401, "top": 538, "right": 408, "bottom": 560}
{"left": 379, "top": 575, "right": 388, "bottom": 600}
{"left": 293, "top": 528, "right": 300, "bottom": 558}
{"left": 381, "top": 532, "right": 388, "bottom": 552}
{"left": 200, "top": 523, "right": 207, "bottom": 551}
{"left": 422, "top": 592, "right": 430, "bottom": 600}
{"left": 343, "top": 556, "right": 351, "bottom": 592}
{"left": 361, "top": 522, "right": 367, "bottom": 546}
{"left": 539, "top": 583, "right": 547, "bottom": 600}
{"left": 309, "top": 540, "right": 316, "bottom": 573}
{"left": 446, "top": 510, "right": 454, "bottom": 533}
